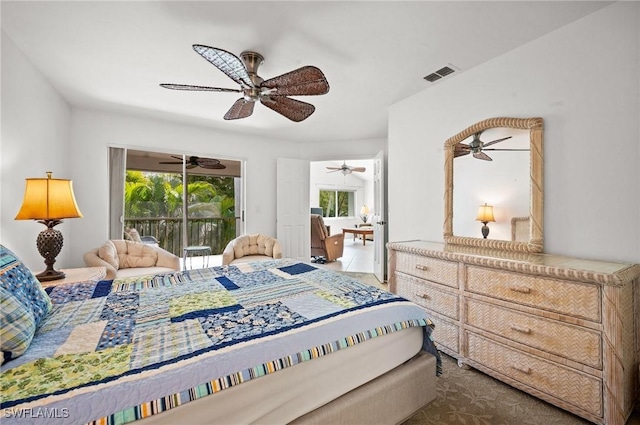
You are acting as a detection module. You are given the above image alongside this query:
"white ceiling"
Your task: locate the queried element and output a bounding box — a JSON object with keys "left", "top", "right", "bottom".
{"left": 1, "top": 1, "right": 611, "bottom": 143}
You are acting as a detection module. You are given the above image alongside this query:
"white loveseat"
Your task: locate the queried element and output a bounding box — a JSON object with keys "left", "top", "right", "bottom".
{"left": 83, "top": 240, "right": 180, "bottom": 279}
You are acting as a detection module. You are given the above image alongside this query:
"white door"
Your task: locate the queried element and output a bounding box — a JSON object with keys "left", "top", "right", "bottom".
{"left": 276, "top": 158, "right": 310, "bottom": 261}
{"left": 373, "top": 150, "right": 386, "bottom": 282}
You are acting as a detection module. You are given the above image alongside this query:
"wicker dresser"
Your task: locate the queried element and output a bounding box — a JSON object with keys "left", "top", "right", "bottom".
{"left": 387, "top": 240, "right": 640, "bottom": 425}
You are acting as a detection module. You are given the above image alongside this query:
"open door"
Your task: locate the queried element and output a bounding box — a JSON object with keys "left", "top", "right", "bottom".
{"left": 373, "top": 150, "right": 386, "bottom": 282}
{"left": 276, "top": 158, "right": 310, "bottom": 260}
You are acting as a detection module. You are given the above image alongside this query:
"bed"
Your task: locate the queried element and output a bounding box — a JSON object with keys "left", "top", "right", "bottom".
{"left": 1, "top": 248, "right": 440, "bottom": 425}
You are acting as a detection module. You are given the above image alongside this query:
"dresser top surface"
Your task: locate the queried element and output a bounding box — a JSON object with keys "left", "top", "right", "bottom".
{"left": 387, "top": 240, "right": 640, "bottom": 285}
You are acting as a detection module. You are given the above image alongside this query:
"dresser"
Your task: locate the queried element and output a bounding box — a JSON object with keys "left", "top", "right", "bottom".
{"left": 387, "top": 240, "right": 640, "bottom": 425}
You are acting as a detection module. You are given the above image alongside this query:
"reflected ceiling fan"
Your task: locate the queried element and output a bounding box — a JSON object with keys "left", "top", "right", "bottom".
{"left": 159, "top": 155, "right": 226, "bottom": 170}
{"left": 160, "top": 45, "right": 330, "bottom": 122}
{"left": 454, "top": 132, "right": 528, "bottom": 161}
{"left": 326, "top": 161, "right": 366, "bottom": 175}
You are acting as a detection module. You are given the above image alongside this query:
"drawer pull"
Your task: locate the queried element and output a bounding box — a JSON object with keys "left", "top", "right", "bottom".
{"left": 509, "top": 286, "right": 531, "bottom": 294}
{"left": 510, "top": 365, "right": 532, "bottom": 375}
{"left": 415, "top": 264, "right": 429, "bottom": 271}
{"left": 416, "top": 293, "right": 431, "bottom": 300}
{"left": 510, "top": 325, "right": 531, "bottom": 334}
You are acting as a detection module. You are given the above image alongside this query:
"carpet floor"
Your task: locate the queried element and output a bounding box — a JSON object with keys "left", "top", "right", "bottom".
{"left": 338, "top": 272, "right": 640, "bottom": 425}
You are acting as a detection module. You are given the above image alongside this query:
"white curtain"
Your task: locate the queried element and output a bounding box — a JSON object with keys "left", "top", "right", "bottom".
{"left": 108, "top": 147, "right": 126, "bottom": 240}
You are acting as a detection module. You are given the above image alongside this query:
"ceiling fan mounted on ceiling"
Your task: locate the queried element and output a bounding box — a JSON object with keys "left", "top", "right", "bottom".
{"left": 454, "top": 132, "right": 528, "bottom": 161}
{"left": 326, "top": 161, "right": 366, "bottom": 175}
{"left": 160, "top": 45, "right": 330, "bottom": 122}
{"left": 159, "top": 155, "right": 226, "bottom": 170}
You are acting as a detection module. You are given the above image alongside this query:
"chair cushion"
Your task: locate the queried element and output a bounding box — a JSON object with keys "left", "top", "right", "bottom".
{"left": 113, "top": 240, "right": 159, "bottom": 269}
{"left": 98, "top": 240, "right": 120, "bottom": 270}
{"left": 233, "top": 234, "right": 277, "bottom": 258}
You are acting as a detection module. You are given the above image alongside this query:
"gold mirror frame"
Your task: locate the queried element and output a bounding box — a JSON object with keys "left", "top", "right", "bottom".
{"left": 444, "top": 117, "right": 544, "bottom": 253}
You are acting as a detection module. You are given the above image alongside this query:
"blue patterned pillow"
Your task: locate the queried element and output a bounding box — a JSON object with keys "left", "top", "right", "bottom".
{"left": 0, "top": 245, "right": 52, "bottom": 325}
{"left": 0, "top": 286, "right": 36, "bottom": 363}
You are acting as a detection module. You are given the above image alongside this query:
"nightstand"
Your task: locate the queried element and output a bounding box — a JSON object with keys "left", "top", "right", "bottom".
{"left": 39, "top": 266, "right": 107, "bottom": 287}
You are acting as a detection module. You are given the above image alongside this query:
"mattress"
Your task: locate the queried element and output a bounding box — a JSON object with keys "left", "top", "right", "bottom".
{"left": 1, "top": 259, "right": 440, "bottom": 425}
{"left": 139, "top": 325, "right": 425, "bottom": 424}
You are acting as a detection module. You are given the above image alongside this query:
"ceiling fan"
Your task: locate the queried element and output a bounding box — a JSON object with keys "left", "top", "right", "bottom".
{"left": 454, "top": 132, "right": 528, "bottom": 161}
{"left": 326, "top": 161, "right": 366, "bottom": 175}
{"left": 159, "top": 155, "right": 226, "bottom": 170}
{"left": 160, "top": 45, "right": 330, "bottom": 122}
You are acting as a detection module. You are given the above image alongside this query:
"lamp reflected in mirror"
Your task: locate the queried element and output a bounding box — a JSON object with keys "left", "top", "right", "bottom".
{"left": 15, "top": 172, "right": 83, "bottom": 281}
{"left": 476, "top": 203, "right": 495, "bottom": 239}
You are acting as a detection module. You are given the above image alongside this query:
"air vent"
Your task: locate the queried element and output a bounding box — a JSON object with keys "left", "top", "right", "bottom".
{"left": 424, "top": 65, "right": 457, "bottom": 82}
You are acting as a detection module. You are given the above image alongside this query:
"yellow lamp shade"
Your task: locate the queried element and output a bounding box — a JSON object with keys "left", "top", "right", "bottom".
{"left": 15, "top": 172, "right": 83, "bottom": 220}
{"left": 360, "top": 205, "right": 370, "bottom": 215}
{"left": 475, "top": 204, "right": 495, "bottom": 223}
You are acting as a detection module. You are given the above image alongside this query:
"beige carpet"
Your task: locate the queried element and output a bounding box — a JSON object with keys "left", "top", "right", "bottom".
{"left": 339, "top": 272, "right": 640, "bottom": 425}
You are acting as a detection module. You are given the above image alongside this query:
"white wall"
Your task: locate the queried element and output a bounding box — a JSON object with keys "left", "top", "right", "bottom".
{"left": 389, "top": 2, "right": 640, "bottom": 263}
{"left": 1, "top": 33, "right": 73, "bottom": 271}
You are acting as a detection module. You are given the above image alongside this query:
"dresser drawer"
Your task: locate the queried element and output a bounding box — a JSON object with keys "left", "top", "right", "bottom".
{"left": 395, "top": 252, "right": 458, "bottom": 287}
{"left": 433, "top": 317, "right": 459, "bottom": 353}
{"left": 394, "top": 272, "right": 459, "bottom": 320}
{"left": 466, "top": 332, "right": 602, "bottom": 417}
{"left": 466, "top": 299, "right": 601, "bottom": 368}
{"left": 466, "top": 266, "right": 600, "bottom": 322}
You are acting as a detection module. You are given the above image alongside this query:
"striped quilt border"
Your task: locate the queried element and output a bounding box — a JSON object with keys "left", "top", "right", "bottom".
{"left": 88, "top": 318, "right": 429, "bottom": 425}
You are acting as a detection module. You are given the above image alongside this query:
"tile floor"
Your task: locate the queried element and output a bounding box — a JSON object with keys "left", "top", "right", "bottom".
{"left": 179, "top": 237, "right": 375, "bottom": 273}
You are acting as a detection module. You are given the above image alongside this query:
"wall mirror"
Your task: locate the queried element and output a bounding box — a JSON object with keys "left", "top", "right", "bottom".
{"left": 443, "top": 117, "right": 544, "bottom": 253}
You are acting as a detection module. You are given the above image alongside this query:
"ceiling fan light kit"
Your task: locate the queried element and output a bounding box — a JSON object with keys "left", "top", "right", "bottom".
{"left": 161, "top": 45, "right": 329, "bottom": 122}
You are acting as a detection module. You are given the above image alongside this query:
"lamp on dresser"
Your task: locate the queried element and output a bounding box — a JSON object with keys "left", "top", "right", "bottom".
{"left": 475, "top": 203, "right": 495, "bottom": 239}
{"left": 15, "top": 171, "right": 83, "bottom": 282}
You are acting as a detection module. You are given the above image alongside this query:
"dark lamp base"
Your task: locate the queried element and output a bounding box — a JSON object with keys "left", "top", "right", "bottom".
{"left": 481, "top": 223, "right": 490, "bottom": 239}
{"left": 36, "top": 269, "right": 66, "bottom": 282}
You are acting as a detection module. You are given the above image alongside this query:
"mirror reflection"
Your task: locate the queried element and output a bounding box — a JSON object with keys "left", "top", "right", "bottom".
{"left": 453, "top": 128, "right": 530, "bottom": 241}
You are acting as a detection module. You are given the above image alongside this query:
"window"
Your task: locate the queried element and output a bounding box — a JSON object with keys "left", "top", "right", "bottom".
{"left": 318, "top": 189, "right": 355, "bottom": 218}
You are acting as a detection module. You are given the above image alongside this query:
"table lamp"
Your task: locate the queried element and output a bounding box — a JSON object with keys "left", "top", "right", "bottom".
{"left": 15, "top": 172, "right": 83, "bottom": 282}
{"left": 360, "top": 205, "right": 370, "bottom": 223}
{"left": 475, "top": 203, "right": 495, "bottom": 239}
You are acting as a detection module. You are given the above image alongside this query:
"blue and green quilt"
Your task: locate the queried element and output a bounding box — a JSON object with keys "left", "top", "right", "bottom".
{"left": 1, "top": 259, "right": 439, "bottom": 425}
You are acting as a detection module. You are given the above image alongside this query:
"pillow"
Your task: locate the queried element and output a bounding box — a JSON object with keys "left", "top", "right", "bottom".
{"left": 118, "top": 241, "right": 158, "bottom": 269}
{"left": 98, "top": 240, "right": 120, "bottom": 270}
{"left": 0, "top": 245, "right": 52, "bottom": 326}
{"left": 0, "top": 287, "right": 36, "bottom": 363}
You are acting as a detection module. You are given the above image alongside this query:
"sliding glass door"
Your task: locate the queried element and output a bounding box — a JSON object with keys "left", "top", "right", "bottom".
{"left": 111, "top": 149, "right": 242, "bottom": 257}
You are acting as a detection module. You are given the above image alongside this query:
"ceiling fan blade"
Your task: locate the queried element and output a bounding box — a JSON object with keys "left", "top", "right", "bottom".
{"left": 326, "top": 167, "right": 342, "bottom": 171}
{"left": 159, "top": 84, "right": 241, "bottom": 93}
{"left": 224, "top": 98, "right": 255, "bottom": 120}
{"left": 482, "top": 136, "right": 512, "bottom": 147}
{"left": 158, "top": 161, "right": 184, "bottom": 164}
{"left": 192, "top": 45, "right": 254, "bottom": 88}
{"left": 186, "top": 164, "right": 197, "bottom": 169}
{"left": 260, "top": 96, "right": 315, "bottom": 122}
{"left": 261, "top": 66, "right": 330, "bottom": 96}
{"left": 350, "top": 167, "right": 366, "bottom": 172}
{"left": 195, "top": 158, "right": 226, "bottom": 169}
{"left": 454, "top": 143, "right": 471, "bottom": 158}
{"left": 483, "top": 148, "right": 530, "bottom": 151}
{"left": 473, "top": 152, "right": 493, "bottom": 161}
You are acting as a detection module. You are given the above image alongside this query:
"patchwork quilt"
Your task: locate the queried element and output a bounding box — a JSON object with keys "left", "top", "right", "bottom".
{"left": 1, "top": 259, "right": 440, "bottom": 425}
